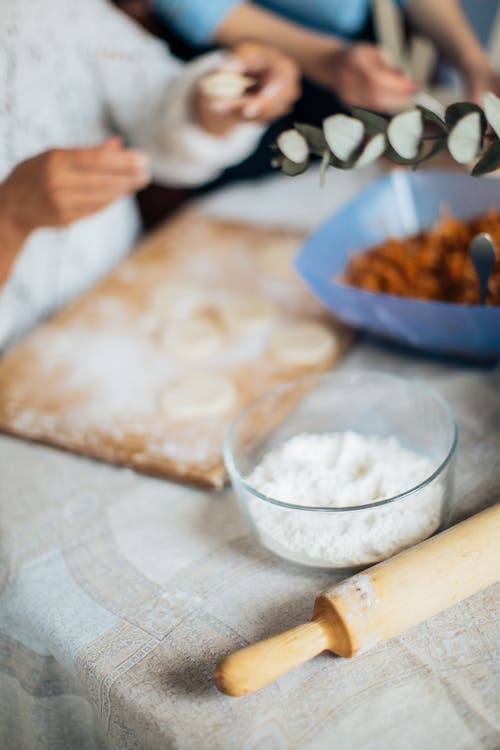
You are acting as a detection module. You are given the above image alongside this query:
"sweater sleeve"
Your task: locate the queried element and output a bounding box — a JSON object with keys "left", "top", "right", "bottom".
{"left": 85, "top": 0, "right": 263, "bottom": 186}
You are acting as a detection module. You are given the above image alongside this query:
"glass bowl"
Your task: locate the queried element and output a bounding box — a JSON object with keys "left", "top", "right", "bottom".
{"left": 224, "top": 371, "right": 458, "bottom": 569}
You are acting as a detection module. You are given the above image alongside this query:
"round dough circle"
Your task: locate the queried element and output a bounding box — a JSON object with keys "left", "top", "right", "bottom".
{"left": 222, "top": 294, "right": 275, "bottom": 332}
{"left": 160, "top": 374, "right": 236, "bottom": 419}
{"left": 152, "top": 283, "right": 208, "bottom": 321}
{"left": 152, "top": 283, "right": 182, "bottom": 318}
{"left": 270, "top": 321, "right": 338, "bottom": 367}
{"left": 162, "top": 316, "right": 223, "bottom": 358}
{"left": 257, "top": 237, "right": 299, "bottom": 280}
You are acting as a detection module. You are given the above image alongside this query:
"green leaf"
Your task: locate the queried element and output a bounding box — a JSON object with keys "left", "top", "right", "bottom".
{"left": 353, "top": 133, "right": 386, "bottom": 168}
{"left": 295, "top": 120, "right": 365, "bottom": 165}
{"left": 327, "top": 152, "right": 351, "bottom": 169}
{"left": 323, "top": 114, "right": 365, "bottom": 161}
{"left": 319, "top": 149, "right": 330, "bottom": 185}
{"left": 387, "top": 109, "right": 423, "bottom": 160}
{"left": 385, "top": 142, "right": 423, "bottom": 166}
{"left": 273, "top": 98, "right": 500, "bottom": 178}
{"left": 276, "top": 129, "right": 309, "bottom": 163}
{"left": 294, "top": 122, "right": 327, "bottom": 156}
{"left": 327, "top": 144, "right": 366, "bottom": 170}
{"left": 471, "top": 140, "right": 500, "bottom": 176}
{"left": 447, "top": 112, "right": 484, "bottom": 163}
{"left": 445, "top": 102, "right": 487, "bottom": 133}
{"left": 351, "top": 107, "right": 388, "bottom": 135}
{"left": 279, "top": 155, "right": 310, "bottom": 176}
{"left": 416, "top": 105, "right": 447, "bottom": 132}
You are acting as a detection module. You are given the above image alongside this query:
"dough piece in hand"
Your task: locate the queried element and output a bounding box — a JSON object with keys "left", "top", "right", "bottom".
{"left": 257, "top": 237, "right": 300, "bottom": 280}
{"left": 270, "top": 321, "right": 338, "bottom": 367}
{"left": 199, "top": 71, "right": 256, "bottom": 98}
{"left": 161, "top": 373, "right": 237, "bottom": 420}
{"left": 162, "top": 316, "right": 223, "bottom": 358}
{"left": 222, "top": 294, "right": 276, "bottom": 332}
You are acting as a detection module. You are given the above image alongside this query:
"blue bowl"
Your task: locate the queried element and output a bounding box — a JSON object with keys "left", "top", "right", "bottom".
{"left": 295, "top": 170, "right": 500, "bottom": 360}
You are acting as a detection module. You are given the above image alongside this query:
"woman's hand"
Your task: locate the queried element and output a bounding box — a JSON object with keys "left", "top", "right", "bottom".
{"left": 310, "top": 41, "right": 417, "bottom": 113}
{"left": 0, "top": 137, "right": 150, "bottom": 284}
{"left": 0, "top": 137, "right": 150, "bottom": 235}
{"left": 213, "top": 3, "right": 414, "bottom": 114}
{"left": 463, "top": 62, "right": 500, "bottom": 106}
{"left": 0, "top": 137, "right": 150, "bottom": 282}
{"left": 195, "top": 42, "right": 301, "bottom": 136}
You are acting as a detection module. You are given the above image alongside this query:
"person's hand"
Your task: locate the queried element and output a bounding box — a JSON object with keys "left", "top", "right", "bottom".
{"left": 463, "top": 61, "right": 500, "bottom": 105}
{"left": 195, "top": 41, "right": 301, "bottom": 136}
{"left": 0, "top": 137, "right": 150, "bottom": 239}
{"left": 309, "top": 41, "right": 418, "bottom": 113}
{"left": 0, "top": 137, "right": 150, "bottom": 284}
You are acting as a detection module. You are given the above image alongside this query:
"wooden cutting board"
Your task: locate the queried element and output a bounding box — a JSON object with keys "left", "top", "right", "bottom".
{"left": 0, "top": 209, "right": 351, "bottom": 488}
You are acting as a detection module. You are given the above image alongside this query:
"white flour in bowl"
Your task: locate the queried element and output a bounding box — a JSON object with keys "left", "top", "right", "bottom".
{"left": 246, "top": 432, "right": 443, "bottom": 567}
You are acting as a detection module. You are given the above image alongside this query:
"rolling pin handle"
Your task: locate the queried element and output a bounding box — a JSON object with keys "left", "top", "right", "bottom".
{"left": 214, "top": 616, "right": 333, "bottom": 697}
{"left": 215, "top": 504, "right": 500, "bottom": 697}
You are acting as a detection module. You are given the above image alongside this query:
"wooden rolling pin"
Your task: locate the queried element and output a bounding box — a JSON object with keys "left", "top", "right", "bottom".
{"left": 215, "top": 503, "right": 500, "bottom": 696}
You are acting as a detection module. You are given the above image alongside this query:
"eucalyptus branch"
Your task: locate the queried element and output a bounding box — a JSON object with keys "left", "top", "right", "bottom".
{"left": 274, "top": 93, "right": 500, "bottom": 178}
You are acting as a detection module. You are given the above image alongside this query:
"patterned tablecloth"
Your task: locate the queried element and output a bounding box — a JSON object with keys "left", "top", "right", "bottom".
{"left": 1, "top": 167, "right": 499, "bottom": 750}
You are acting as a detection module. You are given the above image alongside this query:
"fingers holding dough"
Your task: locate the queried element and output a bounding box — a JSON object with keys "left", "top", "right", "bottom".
{"left": 199, "top": 71, "right": 256, "bottom": 98}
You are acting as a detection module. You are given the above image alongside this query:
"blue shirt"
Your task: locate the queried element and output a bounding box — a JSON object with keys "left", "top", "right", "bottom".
{"left": 153, "top": 0, "right": 407, "bottom": 48}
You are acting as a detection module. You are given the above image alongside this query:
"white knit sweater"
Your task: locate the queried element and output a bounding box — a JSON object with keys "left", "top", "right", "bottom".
{"left": 0, "top": 0, "right": 263, "bottom": 349}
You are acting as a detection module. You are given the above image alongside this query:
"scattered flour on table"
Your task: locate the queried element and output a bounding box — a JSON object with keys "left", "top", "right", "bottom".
{"left": 246, "top": 432, "right": 443, "bottom": 567}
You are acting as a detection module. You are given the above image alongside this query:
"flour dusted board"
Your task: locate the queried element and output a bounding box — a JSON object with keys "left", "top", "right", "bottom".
{"left": 0, "top": 210, "right": 350, "bottom": 488}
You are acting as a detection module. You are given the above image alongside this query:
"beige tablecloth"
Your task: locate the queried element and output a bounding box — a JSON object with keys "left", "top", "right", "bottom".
{"left": 1, "top": 167, "right": 499, "bottom": 750}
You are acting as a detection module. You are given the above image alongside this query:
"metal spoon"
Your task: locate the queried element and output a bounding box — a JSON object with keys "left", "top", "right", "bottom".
{"left": 470, "top": 233, "right": 497, "bottom": 305}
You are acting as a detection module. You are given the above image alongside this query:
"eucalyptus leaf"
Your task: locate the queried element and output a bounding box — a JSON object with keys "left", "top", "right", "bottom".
{"left": 353, "top": 133, "right": 386, "bottom": 168}
{"left": 333, "top": 153, "right": 362, "bottom": 170}
{"left": 319, "top": 149, "right": 330, "bottom": 185}
{"left": 387, "top": 109, "right": 423, "bottom": 160}
{"left": 328, "top": 140, "right": 370, "bottom": 169}
{"left": 351, "top": 107, "right": 388, "bottom": 135}
{"left": 471, "top": 140, "right": 500, "bottom": 175}
{"left": 416, "top": 105, "right": 447, "bottom": 132}
{"left": 448, "top": 111, "right": 483, "bottom": 163}
{"left": 445, "top": 102, "right": 487, "bottom": 133}
{"left": 278, "top": 155, "right": 310, "bottom": 176}
{"left": 273, "top": 95, "right": 500, "bottom": 180}
{"left": 385, "top": 142, "right": 422, "bottom": 166}
{"left": 327, "top": 150, "right": 355, "bottom": 169}
{"left": 294, "top": 122, "right": 327, "bottom": 156}
{"left": 323, "top": 114, "right": 365, "bottom": 161}
{"left": 277, "top": 129, "right": 309, "bottom": 163}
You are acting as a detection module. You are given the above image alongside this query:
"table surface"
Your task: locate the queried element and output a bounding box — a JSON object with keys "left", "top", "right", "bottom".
{"left": 1, "top": 166, "right": 499, "bottom": 750}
